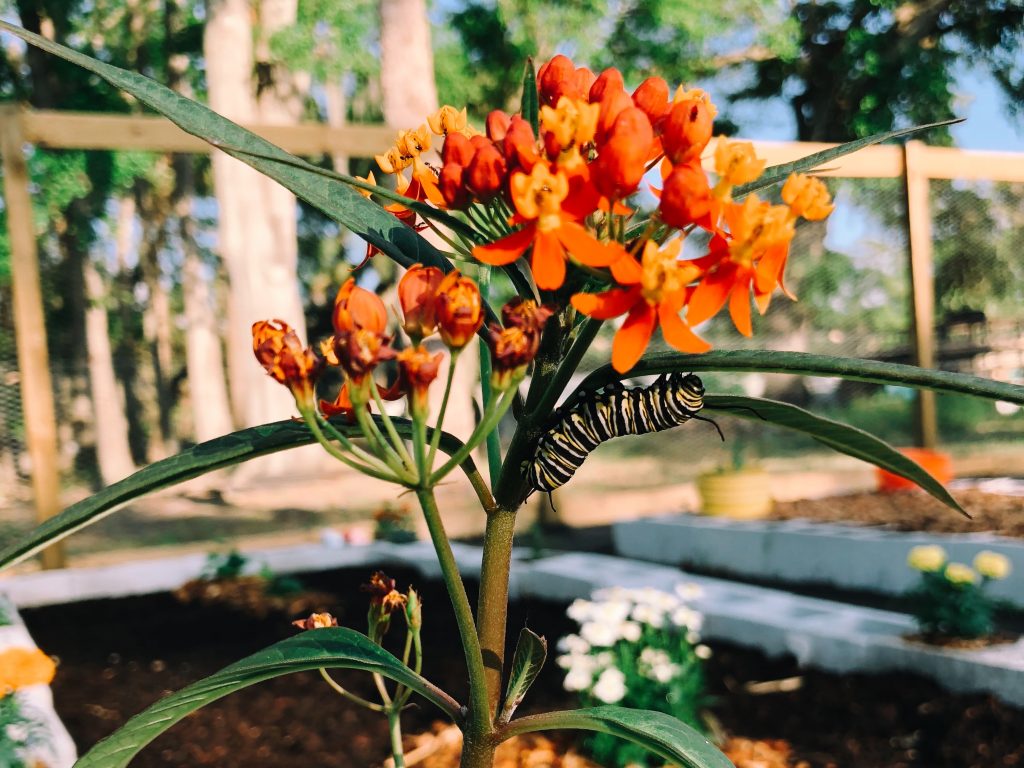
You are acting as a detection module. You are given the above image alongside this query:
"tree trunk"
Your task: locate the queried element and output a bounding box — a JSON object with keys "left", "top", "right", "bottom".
{"left": 379, "top": 0, "right": 439, "bottom": 129}
{"left": 205, "top": 0, "right": 307, "bottom": 431}
{"left": 83, "top": 259, "right": 136, "bottom": 485}
{"left": 324, "top": 77, "right": 349, "bottom": 175}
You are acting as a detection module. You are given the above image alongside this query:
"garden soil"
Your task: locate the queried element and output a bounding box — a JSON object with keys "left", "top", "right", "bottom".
{"left": 772, "top": 488, "right": 1024, "bottom": 537}
{"left": 22, "top": 566, "right": 1024, "bottom": 768}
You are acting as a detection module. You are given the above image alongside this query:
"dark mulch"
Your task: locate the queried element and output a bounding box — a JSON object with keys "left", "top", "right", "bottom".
{"left": 772, "top": 489, "right": 1024, "bottom": 537}
{"left": 21, "top": 565, "right": 1024, "bottom": 768}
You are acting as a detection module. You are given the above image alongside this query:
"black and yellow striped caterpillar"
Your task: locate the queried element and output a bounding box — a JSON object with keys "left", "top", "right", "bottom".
{"left": 525, "top": 372, "right": 706, "bottom": 496}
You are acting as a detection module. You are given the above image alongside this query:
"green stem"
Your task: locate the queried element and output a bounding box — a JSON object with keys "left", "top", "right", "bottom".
{"left": 371, "top": 384, "right": 417, "bottom": 470}
{"left": 423, "top": 215, "right": 474, "bottom": 259}
{"left": 476, "top": 268, "right": 503, "bottom": 486}
{"left": 303, "top": 412, "right": 403, "bottom": 483}
{"left": 414, "top": 488, "right": 491, "bottom": 739}
{"left": 316, "top": 413, "right": 396, "bottom": 475}
{"left": 476, "top": 506, "right": 518, "bottom": 719}
{"left": 427, "top": 350, "right": 460, "bottom": 469}
{"left": 430, "top": 384, "right": 518, "bottom": 484}
{"left": 318, "top": 669, "right": 386, "bottom": 712}
{"left": 535, "top": 317, "right": 602, "bottom": 417}
{"left": 387, "top": 708, "right": 406, "bottom": 768}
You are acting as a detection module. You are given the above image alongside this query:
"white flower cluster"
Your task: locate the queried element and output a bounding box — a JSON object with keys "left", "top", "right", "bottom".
{"left": 556, "top": 583, "right": 708, "bottom": 704}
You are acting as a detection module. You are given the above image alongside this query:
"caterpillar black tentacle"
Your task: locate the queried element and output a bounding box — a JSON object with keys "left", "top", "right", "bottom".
{"left": 525, "top": 372, "right": 705, "bottom": 496}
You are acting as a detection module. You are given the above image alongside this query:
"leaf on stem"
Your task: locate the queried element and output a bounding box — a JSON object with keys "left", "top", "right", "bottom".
{"left": 499, "top": 628, "right": 547, "bottom": 723}
{"left": 521, "top": 57, "right": 539, "bottom": 134}
{"left": 75, "top": 628, "right": 462, "bottom": 768}
{"left": 734, "top": 118, "right": 963, "bottom": 197}
{"left": 502, "top": 706, "right": 732, "bottom": 768}
{"left": 0, "top": 417, "right": 475, "bottom": 570}
{"left": 703, "top": 394, "right": 966, "bottom": 515}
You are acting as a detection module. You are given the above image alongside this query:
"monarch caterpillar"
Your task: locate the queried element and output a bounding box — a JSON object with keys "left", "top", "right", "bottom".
{"left": 526, "top": 372, "right": 706, "bottom": 496}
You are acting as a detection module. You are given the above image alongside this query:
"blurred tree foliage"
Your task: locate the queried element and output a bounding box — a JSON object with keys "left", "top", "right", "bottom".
{"left": 433, "top": 0, "right": 799, "bottom": 115}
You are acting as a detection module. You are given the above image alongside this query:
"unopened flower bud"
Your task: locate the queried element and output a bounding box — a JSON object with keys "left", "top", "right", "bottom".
{"left": 399, "top": 265, "right": 445, "bottom": 341}
{"left": 465, "top": 142, "right": 507, "bottom": 200}
{"left": 662, "top": 98, "right": 714, "bottom": 165}
{"left": 486, "top": 110, "right": 512, "bottom": 142}
{"left": 405, "top": 587, "right": 422, "bottom": 632}
{"left": 333, "top": 278, "right": 388, "bottom": 334}
{"left": 436, "top": 271, "right": 484, "bottom": 348}
{"left": 589, "top": 67, "right": 625, "bottom": 104}
{"left": 632, "top": 76, "right": 670, "bottom": 126}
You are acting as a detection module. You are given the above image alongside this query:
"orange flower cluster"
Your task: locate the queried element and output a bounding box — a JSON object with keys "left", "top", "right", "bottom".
{"left": 0, "top": 647, "right": 56, "bottom": 695}
{"left": 253, "top": 264, "right": 545, "bottom": 416}
{"left": 368, "top": 55, "right": 834, "bottom": 373}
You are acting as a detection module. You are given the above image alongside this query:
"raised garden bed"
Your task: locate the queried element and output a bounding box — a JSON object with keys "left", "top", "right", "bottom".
{"left": 18, "top": 565, "right": 1024, "bottom": 768}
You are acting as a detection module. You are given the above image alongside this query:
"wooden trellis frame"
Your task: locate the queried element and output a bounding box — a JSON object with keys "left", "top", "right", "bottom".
{"left": 3, "top": 104, "right": 1024, "bottom": 568}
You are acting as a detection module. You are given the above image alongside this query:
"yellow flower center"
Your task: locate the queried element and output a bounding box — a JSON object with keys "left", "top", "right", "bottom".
{"left": 510, "top": 165, "right": 569, "bottom": 231}
{"left": 640, "top": 240, "right": 699, "bottom": 304}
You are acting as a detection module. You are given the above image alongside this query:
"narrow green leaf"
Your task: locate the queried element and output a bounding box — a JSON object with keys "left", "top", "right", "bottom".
{"left": 703, "top": 394, "right": 966, "bottom": 515}
{"left": 0, "top": 22, "right": 446, "bottom": 273}
{"left": 498, "top": 628, "right": 547, "bottom": 723}
{"left": 75, "top": 628, "right": 462, "bottom": 768}
{"left": 521, "top": 57, "right": 539, "bottom": 133}
{"left": 734, "top": 118, "right": 963, "bottom": 196}
{"left": 578, "top": 350, "right": 1024, "bottom": 405}
{"left": 0, "top": 417, "right": 474, "bottom": 570}
{"left": 503, "top": 706, "right": 731, "bottom": 768}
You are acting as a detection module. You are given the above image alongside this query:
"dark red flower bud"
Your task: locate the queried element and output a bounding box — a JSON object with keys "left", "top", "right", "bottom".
{"left": 438, "top": 163, "right": 470, "bottom": 209}
{"left": 465, "top": 143, "right": 507, "bottom": 200}
{"left": 595, "top": 88, "right": 635, "bottom": 145}
{"left": 503, "top": 116, "right": 541, "bottom": 172}
{"left": 442, "top": 132, "right": 475, "bottom": 167}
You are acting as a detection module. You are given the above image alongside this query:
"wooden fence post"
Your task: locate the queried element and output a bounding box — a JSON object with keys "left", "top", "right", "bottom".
{"left": 902, "top": 140, "right": 938, "bottom": 450}
{"left": 1, "top": 104, "right": 65, "bottom": 569}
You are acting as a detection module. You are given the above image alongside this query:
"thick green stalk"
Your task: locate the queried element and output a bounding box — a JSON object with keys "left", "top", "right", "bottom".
{"left": 475, "top": 506, "right": 518, "bottom": 718}
{"left": 414, "top": 488, "right": 490, "bottom": 740}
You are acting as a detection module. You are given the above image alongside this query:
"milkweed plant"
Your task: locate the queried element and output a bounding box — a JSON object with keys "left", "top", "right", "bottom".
{"left": 907, "top": 546, "right": 1011, "bottom": 639}
{"left": 2, "top": 18, "right": 1024, "bottom": 768}
{"left": 559, "top": 586, "right": 710, "bottom": 767}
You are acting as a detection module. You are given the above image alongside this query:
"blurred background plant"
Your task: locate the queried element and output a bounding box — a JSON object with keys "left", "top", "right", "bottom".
{"left": 906, "top": 545, "right": 1012, "bottom": 640}
{"left": 557, "top": 586, "right": 709, "bottom": 767}
{"left": 373, "top": 503, "right": 418, "bottom": 544}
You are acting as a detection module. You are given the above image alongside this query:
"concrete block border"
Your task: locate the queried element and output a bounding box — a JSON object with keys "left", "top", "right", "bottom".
{"left": 612, "top": 513, "right": 1024, "bottom": 608}
{"left": 2, "top": 538, "right": 1024, "bottom": 708}
{"left": 0, "top": 595, "right": 77, "bottom": 768}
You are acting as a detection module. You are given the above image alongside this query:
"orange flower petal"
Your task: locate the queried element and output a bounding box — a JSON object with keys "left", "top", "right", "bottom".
{"left": 557, "top": 221, "right": 612, "bottom": 267}
{"left": 473, "top": 225, "right": 535, "bottom": 266}
{"left": 754, "top": 241, "right": 790, "bottom": 295}
{"left": 610, "top": 253, "right": 643, "bottom": 284}
{"left": 531, "top": 230, "right": 567, "bottom": 290}
{"left": 571, "top": 286, "right": 641, "bottom": 319}
{"left": 686, "top": 264, "right": 735, "bottom": 326}
{"left": 659, "top": 301, "right": 711, "bottom": 353}
{"left": 729, "top": 269, "right": 754, "bottom": 337}
{"left": 612, "top": 302, "right": 657, "bottom": 373}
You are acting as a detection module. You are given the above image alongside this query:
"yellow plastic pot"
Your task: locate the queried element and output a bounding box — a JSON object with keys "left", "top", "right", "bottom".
{"left": 697, "top": 468, "right": 773, "bottom": 519}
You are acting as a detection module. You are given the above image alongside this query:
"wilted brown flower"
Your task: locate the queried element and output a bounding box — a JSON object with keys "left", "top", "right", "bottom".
{"left": 362, "top": 570, "right": 409, "bottom": 615}
{"left": 252, "top": 319, "right": 323, "bottom": 408}
{"left": 291, "top": 612, "right": 339, "bottom": 631}
{"left": 487, "top": 325, "right": 541, "bottom": 389}
{"left": 333, "top": 329, "right": 396, "bottom": 386}
{"left": 501, "top": 298, "right": 554, "bottom": 334}
{"left": 397, "top": 345, "right": 444, "bottom": 412}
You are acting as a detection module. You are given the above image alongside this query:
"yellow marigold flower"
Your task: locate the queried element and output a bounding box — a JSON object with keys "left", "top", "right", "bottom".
{"left": 945, "top": 562, "right": 978, "bottom": 586}
{"left": 782, "top": 173, "right": 834, "bottom": 221}
{"left": 907, "top": 544, "right": 946, "bottom": 573}
{"left": 0, "top": 647, "right": 56, "bottom": 694}
{"left": 672, "top": 86, "right": 718, "bottom": 119}
{"left": 714, "top": 138, "right": 766, "bottom": 189}
{"left": 974, "top": 551, "right": 1011, "bottom": 580}
{"left": 428, "top": 105, "right": 470, "bottom": 136}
